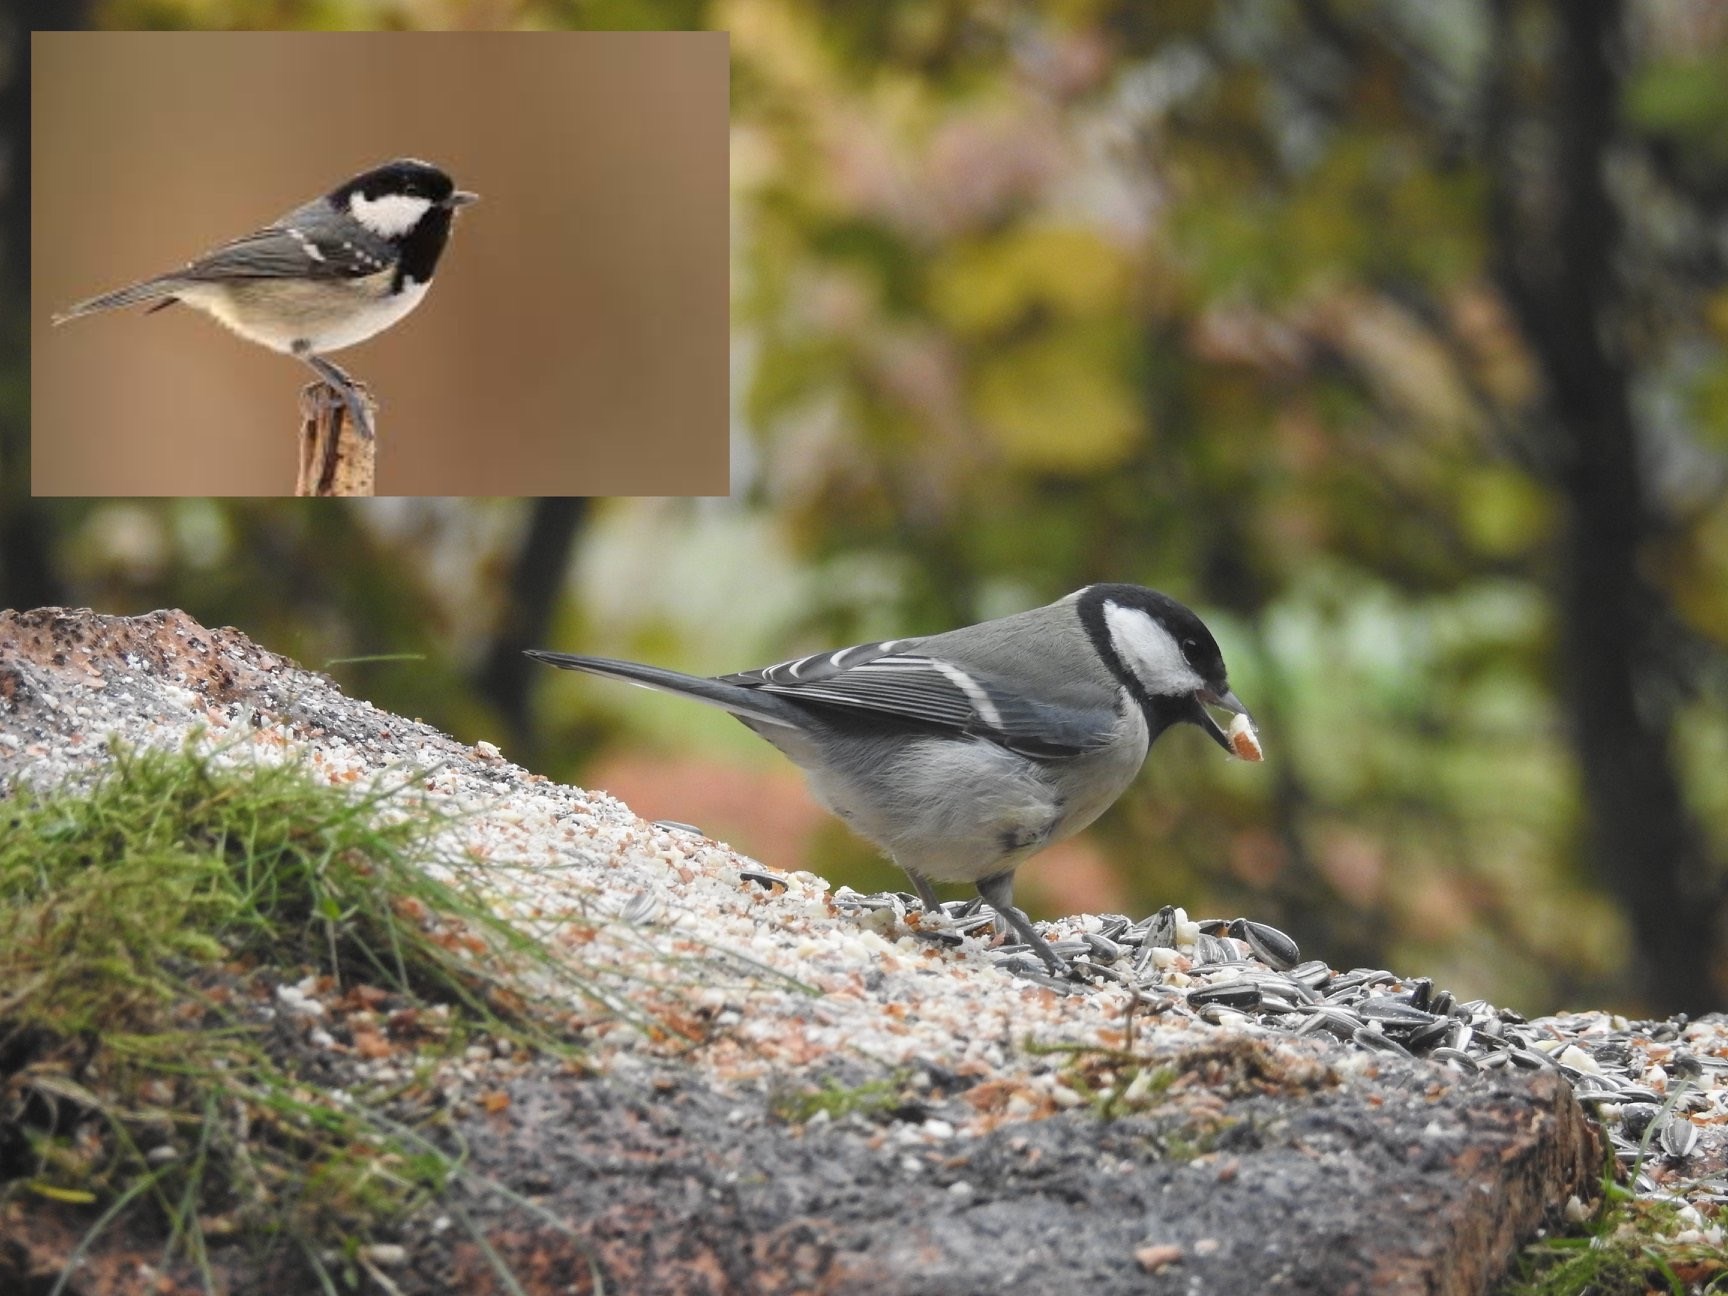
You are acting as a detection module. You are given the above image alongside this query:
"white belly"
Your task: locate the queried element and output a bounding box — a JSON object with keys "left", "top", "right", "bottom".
{"left": 176, "top": 273, "right": 431, "bottom": 355}
{"left": 800, "top": 701, "right": 1152, "bottom": 885}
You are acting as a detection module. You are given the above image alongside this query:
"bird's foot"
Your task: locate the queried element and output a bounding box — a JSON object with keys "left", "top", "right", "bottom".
{"left": 330, "top": 379, "right": 375, "bottom": 441}
{"left": 299, "top": 378, "right": 375, "bottom": 441}
{"left": 973, "top": 871, "right": 1070, "bottom": 976}
{"left": 300, "top": 355, "right": 377, "bottom": 441}
{"left": 990, "top": 904, "right": 1069, "bottom": 976}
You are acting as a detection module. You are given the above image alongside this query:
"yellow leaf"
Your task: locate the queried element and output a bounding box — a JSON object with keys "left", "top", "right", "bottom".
{"left": 1456, "top": 466, "right": 1552, "bottom": 558}
{"left": 974, "top": 334, "right": 1144, "bottom": 472}
{"left": 930, "top": 226, "right": 1130, "bottom": 335}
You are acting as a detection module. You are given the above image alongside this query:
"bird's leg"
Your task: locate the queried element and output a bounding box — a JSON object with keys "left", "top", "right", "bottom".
{"left": 976, "top": 870, "right": 1066, "bottom": 974}
{"left": 301, "top": 352, "right": 375, "bottom": 441}
{"left": 904, "top": 870, "right": 945, "bottom": 916}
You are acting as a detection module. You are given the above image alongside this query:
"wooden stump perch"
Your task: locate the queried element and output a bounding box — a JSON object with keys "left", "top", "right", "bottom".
{"left": 296, "top": 381, "right": 376, "bottom": 497}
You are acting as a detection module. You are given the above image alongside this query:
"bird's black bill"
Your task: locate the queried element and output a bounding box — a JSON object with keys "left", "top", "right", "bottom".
{"left": 1194, "top": 686, "right": 1251, "bottom": 754}
{"left": 448, "top": 190, "right": 479, "bottom": 207}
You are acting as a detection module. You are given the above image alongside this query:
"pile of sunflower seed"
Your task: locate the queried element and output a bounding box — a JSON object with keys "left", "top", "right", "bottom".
{"left": 831, "top": 890, "right": 1728, "bottom": 1210}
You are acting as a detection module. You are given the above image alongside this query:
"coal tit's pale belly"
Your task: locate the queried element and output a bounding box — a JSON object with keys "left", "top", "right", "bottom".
{"left": 801, "top": 709, "right": 1150, "bottom": 885}
{"left": 177, "top": 272, "right": 430, "bottom": 356}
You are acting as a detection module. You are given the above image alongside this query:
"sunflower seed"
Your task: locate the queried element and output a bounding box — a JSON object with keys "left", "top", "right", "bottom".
{"left": 1352, "top": 1024, "right": 1414, "bottom": 1057}
{"left": 1081, "top": 933, "right": 1126, "bottom": 963}
{"left": 911, "top": 928, "right": 965, "bottom": 947}
{"left": 1188, "top": 981, "right": 1262, "bottom": 1011}
{"left": 1405, "top": 1019, "right": 1453, "bottom": 1052}
{"left": 1619, "top": 1103, "right": 1661, "bottom": 1139}
{"left": 1192, "top": 933, "right": 1239, "bottom": 965}
{"left": 1141, "top": 905, "right": 1179, "bottom": 950}
{"left": 1428, "top": 1047, "right": 1478, "bottom": 1072}
{"left": 1228, "top": 918, "right": 1301, "bottom": 971}
{"left": 1660, "top": 1119, "right": 1699, "bottom": 1159}
{"left": 1613, "top": 1085, "right": 1660, "bottom": 1105}
{"left": 1294, "top": 1005, "right": 1361, "bottom": 1041}
{"left": 620, "top": 889, "right": 664, "bottom": 925}
{"left": 1357, "top": 996, "right": 1438, "bottom": 1031}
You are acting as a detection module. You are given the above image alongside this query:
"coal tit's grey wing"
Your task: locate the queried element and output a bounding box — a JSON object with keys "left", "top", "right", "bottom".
{"left": 174, "top": 200, "right": 394, "bottom": 282}
{"left": 54, "top": 201, "right": 392, "bottom": 322}
{"left": 723, "top": 641, "right": 1118, "bottom": 758}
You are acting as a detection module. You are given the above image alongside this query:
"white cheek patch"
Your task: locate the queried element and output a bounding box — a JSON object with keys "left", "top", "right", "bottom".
{"left": 348, "top": 191, "right": 434, "bottom": 239}
{"left": 1103, "top": 602, "right": 1203, "bottom": 698}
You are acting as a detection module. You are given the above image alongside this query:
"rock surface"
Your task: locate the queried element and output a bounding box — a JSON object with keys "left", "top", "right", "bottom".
{"left": 410, "top": 1052, "right": 1593, "bottom": 1296}
{"left": 0, "top": 608, "right": 1611, "bottom": 1294}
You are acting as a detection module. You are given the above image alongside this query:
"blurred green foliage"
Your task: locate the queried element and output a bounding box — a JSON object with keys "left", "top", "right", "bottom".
{"left": 9, "top": 0, "right": 1727, "bottom": 1015}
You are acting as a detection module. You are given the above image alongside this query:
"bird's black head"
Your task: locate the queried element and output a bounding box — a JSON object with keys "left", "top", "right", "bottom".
{"left": 329, "top": 159, "right": 478, "bottom": 287}
{"left": 1073, "top": 583, "right": 1253, "bottom": 753}
{"left": 331, "top": 158, "right": 464, "bottom": 208}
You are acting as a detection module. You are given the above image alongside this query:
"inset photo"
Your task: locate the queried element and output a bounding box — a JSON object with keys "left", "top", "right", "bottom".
{"left": 32, "top": 31, "right": 729, "bottom": 497}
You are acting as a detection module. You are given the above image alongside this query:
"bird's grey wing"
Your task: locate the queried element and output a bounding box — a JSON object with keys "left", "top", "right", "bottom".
{"left": 723, "top": 642, "right": 1118, "bottom": 758}
{"left": 175, "top": 217, "right": 393, "bottom": 282}
{"left": 55, "top": 210, "right": 391, "bottom": 322}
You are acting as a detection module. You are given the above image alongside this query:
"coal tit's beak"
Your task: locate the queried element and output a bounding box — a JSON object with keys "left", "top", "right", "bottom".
{"left": 1195, "top": 686, "right": 1263, "bottom": 762}
{"left": 448, "top": 190, "right": 479, "bottom": 208}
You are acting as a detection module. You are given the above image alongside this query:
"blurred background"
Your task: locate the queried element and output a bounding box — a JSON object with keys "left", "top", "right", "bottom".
{"left": 5, "top": 0, "right": 1727, "bottom": 1017}
{"left": 32, "top": 30, "right": 728, "bottom": 495}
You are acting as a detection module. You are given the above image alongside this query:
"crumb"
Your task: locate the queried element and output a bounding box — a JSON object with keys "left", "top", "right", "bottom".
{"left": 1227, "top": 713, "right": 1263, "bottom": 762}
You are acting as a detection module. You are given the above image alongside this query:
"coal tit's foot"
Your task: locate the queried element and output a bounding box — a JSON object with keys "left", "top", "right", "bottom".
{"left": 976, "top": 870, "right": 1068, "bottom": 975}
{"left": 301, "top": 354, "right": 376, "bottom": 441}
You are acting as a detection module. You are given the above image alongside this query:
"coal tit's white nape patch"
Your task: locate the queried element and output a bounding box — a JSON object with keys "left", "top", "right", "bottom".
{"left": 348, "top": 191, "right": 435, "bottom": 239}
{"left": 1103, "top": 600, "right": 1203, "bottom": 698}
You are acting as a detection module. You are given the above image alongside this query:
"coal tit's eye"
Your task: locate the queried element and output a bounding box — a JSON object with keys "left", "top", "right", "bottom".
{"left": 1182, "top": 637, "right": 1198, "bottom": 654}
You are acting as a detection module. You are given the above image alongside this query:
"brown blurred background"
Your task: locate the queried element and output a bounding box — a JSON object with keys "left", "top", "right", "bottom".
{"left": 31, "top": 31, "right": 729, "bottom": 496}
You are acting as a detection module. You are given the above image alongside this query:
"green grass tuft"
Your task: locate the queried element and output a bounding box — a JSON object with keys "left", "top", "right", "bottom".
{"left": 771, "top": 1074, "right": 911, "bottom": 1124}
{"left": 0, "top": 742, "right": 595, "bottom": 1291}
{"left": 1495, "top": 1100, "right": 1728, "bottom": 1296}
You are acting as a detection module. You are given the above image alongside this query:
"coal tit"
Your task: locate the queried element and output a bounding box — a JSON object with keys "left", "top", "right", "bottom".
{"left": 528, "top": 583, "right": 1261, "bottom": 973}
{"left": 53, "top": 158, "right": 477, "bottom": 440}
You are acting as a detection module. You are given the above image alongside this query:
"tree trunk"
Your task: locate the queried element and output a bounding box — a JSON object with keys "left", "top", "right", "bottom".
{"left": 475, "top": 497, "right": 589, "bottom": 752}
{"left": 1489, "top": 0, "right": 1722, "bottom": 1011}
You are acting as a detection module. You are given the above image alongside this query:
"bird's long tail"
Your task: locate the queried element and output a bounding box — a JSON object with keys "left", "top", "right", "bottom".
{"left": 53, "top": 276, "right": 186, "bottom": 325}
{"left": 524, "top": 650, "right": 800, "bottom": 730}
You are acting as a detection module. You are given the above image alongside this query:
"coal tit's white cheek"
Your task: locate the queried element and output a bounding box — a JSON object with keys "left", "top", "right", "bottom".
{"left": 348, "top": 191, "right": 434, "bottom": 239}
{"left": 1103, "top": 602, "right": 1202, "bottom": 697}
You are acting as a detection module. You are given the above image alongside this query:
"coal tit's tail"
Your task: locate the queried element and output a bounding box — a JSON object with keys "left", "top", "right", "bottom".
{"left": 524, "top": 650, "right": 801, "bottom": 731}
{"left": 53, "top": 275, "right": 187, "bottom": 325}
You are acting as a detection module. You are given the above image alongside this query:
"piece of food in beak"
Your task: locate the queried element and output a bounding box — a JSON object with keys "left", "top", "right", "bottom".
{"left": 1195, "top": 687, "right": 1263, "bottom": 761}
{"left": 1226, "top": 712, "right": 1263, "bottom": 762}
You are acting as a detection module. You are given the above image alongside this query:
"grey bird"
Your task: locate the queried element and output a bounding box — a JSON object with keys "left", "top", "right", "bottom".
{"left": 527, "top": 583, "right": 1261, "bottom": 972}
{"left": 53, "top": 158, "right": 477, "bottom": 440}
